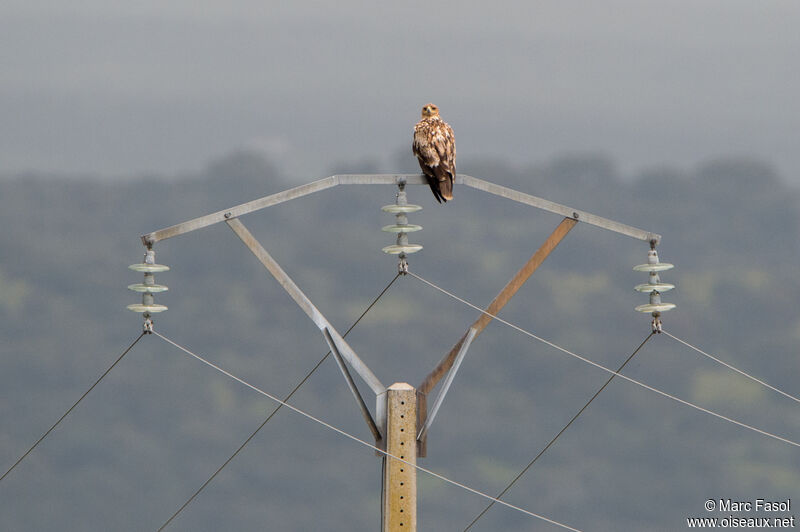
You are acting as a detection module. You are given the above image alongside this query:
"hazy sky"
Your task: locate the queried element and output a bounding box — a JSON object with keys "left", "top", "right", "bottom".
{"left": 2, "top": 1, "right": 799, "bottom": 181}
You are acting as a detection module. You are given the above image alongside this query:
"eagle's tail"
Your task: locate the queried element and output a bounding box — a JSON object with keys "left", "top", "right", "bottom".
{"left": 425, "top": 174, "right": 445, "bottom": 203}
{"left": 439, "top": 174, "right": 454, "bottom": 201}
{"left": 429, "top": 166, "right": 454, "bottom": 203}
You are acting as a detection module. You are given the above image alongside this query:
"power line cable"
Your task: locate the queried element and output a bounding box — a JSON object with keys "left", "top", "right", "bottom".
{"left": 152, "top": 329, "right": 583, "bottom": 532}
{"left": 463, "top": 332, "right": 654, "bottom": 531}
{"left": 0, "top": 331, "right": 147, "bottom": 483}
{"left": 407, "top": 271, "right": 800, "bottom": 449}
{"left": 662, "top": 330, "right": 800, "bottom": 405}
{"left": 158, "top": 273, "right": 400, "bottom": 531}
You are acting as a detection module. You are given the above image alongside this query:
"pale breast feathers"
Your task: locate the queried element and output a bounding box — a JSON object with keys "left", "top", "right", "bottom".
{"left": 413, "top": 119, "right": 454, "bottom": 168}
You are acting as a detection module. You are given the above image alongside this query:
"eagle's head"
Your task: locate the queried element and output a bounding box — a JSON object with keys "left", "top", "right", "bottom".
{"left": 421, "top": 103, "right": 440, "bottom": 118}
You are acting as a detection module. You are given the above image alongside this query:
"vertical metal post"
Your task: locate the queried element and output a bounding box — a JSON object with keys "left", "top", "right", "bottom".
{"left": 382, "top": 383, "right": 417, "bottom": 532}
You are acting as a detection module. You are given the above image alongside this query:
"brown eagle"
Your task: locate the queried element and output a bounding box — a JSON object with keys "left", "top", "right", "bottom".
{"left": 413, "top": 103, "right": 456, "bottom": 203}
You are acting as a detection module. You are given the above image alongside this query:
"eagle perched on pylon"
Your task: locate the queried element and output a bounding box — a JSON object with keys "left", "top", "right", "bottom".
{"left": 413, "top": 103, "right": 456, "bottom": 203}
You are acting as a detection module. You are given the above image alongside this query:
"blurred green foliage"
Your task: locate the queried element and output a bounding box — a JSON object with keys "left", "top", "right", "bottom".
{"left": 0, "top": 152, "right": 797, "bottom": 531}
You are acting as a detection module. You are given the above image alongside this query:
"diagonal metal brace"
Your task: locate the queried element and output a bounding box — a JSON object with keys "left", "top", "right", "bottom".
{"left": 417, "top": 327, "right": 477, "bottom": 440}
{"left": 419, "top": 217, "right": 577, "bottom": 396}
{"left": 323, "top": 328, "right": 382, "bottom": 441}
{"left": 225, "top": 217, "right": 385, "bottom": 396}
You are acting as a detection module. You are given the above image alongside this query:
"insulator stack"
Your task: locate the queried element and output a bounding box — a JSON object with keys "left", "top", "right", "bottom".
{"left": 381, "top": 182, "right": 422, "bottom": 273}
{"left": 127, "top": 249, "right": 169, "bottom": 329}
{"left": 633, "top": 245, "right": 675, "bottom": 331}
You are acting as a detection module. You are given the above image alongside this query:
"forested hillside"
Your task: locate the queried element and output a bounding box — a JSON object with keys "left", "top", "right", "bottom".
{"left": 0, "top": 153, "right": 797, "bottom": 531}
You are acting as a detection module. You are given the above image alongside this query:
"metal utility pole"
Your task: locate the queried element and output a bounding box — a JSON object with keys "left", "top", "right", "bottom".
{"left": 134, "top": 173, "right": 668, "bottom": 530}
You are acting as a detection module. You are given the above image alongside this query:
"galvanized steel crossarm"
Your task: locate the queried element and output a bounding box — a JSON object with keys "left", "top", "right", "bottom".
{"left": 141, "top": 176, "right": 340, "bottom": 245}
{"left": 459, "top": 175, "right": 660, "bottom": 243}
{"left": 142, "top": 174, "right": 658, "bottom": 245}
{"left": 335, "top": 174, "right": 427, "bottom": 185}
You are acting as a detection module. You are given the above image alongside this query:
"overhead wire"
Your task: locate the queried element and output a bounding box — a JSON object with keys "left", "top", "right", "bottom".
{"left": 152, "top": 329, "right": 583, "bottom": 532}
{"left": 662, "top": 330, "right": 800, "bottom": 405}
{"left": 406, "top": 271, "right": 800, "bottom": 449}
{"left": 11, "top": 260, "right": 793, "bottom": 528}
{"left": 463, "top": 332, "right": 655, "bottom": 531}
{"left": 157, "top": 273, "right": 400, "bottom": 531}
{"left": 0, "top": 331, "right": 147, "bottom": 483}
